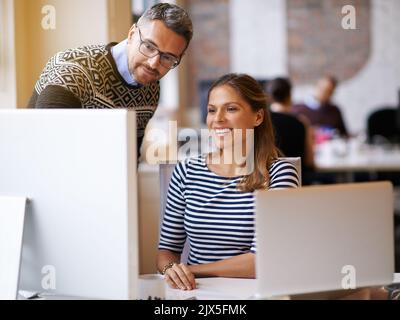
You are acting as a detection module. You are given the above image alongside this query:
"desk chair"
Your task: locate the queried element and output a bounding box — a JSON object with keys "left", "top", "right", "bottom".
{"left": 159, "top": 157, "right": 301, "bottom": 264}
{"left": 367, "top": 108, "right": 400, "bottom": 144}
{"left": 271, "top": 113, "right": 306, "bottom": 160}
{"left": 271, "top": 113, "right": 313, "bottom": 184}
{"left": 366, "top": 108, "right": 400, "bottom": 188}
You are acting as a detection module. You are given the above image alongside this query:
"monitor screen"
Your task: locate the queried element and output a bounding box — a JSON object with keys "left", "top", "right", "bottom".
{"left": 0, "top": 109, "right": 138, "bottom": 299}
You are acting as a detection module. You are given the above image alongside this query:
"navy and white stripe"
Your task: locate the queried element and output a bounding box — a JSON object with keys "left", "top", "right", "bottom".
{"left": 158, "top": 155, "right": 299, "bottom": 265}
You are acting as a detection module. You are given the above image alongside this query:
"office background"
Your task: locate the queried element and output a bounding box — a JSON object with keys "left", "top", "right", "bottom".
{"left": 1, "top": 0, "right": 399, "bottom": 134}
{"left": 1, "top": 0, "right": 399, "bottom": 275}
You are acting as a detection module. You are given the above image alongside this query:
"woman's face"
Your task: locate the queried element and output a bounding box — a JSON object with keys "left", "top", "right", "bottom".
{"left": 206, "top": 85, "right": 263, "bottom": 151}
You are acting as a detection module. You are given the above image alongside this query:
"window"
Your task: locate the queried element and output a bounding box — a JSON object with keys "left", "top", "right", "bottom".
{"left": 0, "top": 0, "right": 6, "bottom": 90}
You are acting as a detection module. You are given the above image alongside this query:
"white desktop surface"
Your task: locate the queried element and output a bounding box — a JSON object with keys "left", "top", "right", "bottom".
{"left": 20, "top": 274, "right": 400, "bottom": 300}
{"left": 21, "top": 278, "right": 256, "bottom": 300}
{"left": 167, "top": 274, "right": 400, "bottom": 300}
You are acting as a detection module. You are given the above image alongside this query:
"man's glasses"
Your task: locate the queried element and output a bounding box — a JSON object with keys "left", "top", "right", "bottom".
{"left": 137, "top": 26, "right": 180, "bottom": 69}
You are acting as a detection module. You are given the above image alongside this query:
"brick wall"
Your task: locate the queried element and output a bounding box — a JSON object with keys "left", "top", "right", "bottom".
{"left": 186, "top": 0, "right": 230, "bottom": 108}
{"left": 287, "top": 0, "right": 371, "bottom": 84}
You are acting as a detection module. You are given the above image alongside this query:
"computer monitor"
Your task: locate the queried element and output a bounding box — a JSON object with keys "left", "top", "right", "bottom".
{"left": 0, "top": 109, "right": 138, "bottom": 299}
{"left": 255, "top": 181, "right": 394, "bottom": 298}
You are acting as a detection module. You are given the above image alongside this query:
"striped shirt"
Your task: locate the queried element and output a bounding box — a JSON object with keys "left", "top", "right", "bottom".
{"left": 158, "top": 155, "right": 299, "bottom": 265}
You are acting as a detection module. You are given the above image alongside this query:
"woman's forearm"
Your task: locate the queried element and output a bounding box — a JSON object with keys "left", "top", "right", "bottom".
{"left": 188, "top": 253, "right": 255, "bottom": 278}
{"left": 156, "top": 249, "right": 181, "bottom": 274}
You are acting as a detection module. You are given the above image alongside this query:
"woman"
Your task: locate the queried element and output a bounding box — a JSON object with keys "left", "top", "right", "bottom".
{"left": 156, "top": 73, "right": 299, "bottom": 291}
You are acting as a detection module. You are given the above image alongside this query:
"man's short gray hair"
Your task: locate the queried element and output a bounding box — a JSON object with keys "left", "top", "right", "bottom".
{"left": 138, "top": 3, "right": 193, "bottom": 48}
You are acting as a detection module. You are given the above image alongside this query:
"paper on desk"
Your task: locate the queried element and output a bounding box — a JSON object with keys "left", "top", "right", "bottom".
{"left": 167, "top": 277, "right": 256, "bottom": 300}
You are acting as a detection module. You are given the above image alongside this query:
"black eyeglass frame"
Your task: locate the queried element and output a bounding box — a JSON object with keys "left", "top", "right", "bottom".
{"left": 136, "top": 25, "right": 181, "bottom": 69}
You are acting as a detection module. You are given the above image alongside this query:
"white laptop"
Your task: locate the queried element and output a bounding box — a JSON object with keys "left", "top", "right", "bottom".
{"left": 255, "top": 181, "right": 394, "bottom": 299}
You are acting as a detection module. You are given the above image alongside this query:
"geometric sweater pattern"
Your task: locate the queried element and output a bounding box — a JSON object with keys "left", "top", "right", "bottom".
{"left": 34, "top": 43, "right": 160, "bottom": 138}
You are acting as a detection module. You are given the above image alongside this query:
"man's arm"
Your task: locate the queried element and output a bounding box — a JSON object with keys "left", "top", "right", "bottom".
{"left": 27, "top": 85, "right": 82, "bottom": 109}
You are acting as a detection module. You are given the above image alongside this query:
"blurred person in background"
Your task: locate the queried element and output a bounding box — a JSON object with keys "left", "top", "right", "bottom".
{"left": 293, "top": 75, "right": 349, "bottom": 141}
{"left": 267, "top": 77, "right": 315, "bottom": 185}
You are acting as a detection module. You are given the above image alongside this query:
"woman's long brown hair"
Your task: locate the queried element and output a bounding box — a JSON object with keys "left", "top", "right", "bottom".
{"left": 207, "top": 73, "right": 280, "bottom": 192}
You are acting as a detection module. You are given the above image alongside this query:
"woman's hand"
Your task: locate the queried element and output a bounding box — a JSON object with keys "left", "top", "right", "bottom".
{"left": 164, "top": 263, "right": 196, "bottom": 291}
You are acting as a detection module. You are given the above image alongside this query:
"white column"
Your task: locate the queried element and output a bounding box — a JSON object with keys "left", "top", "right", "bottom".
{"left": 230, "top": 0, "right": 288, "bottom": 77}
{"left": 0, "top": 0, "right": 17, "bottom": 109}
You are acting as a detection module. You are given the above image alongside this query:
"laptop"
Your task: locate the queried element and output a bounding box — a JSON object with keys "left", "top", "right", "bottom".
{"left": 255, "top": 181, "right": 394, "bottom": 299}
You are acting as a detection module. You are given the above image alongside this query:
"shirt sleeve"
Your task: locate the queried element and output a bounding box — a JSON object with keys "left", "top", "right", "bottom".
{"left": 35, "top": 60, "right": 93, "bottom": 107}
{"left": 32, "top": 85, "right": 83, "bottom": 108}
{"left": 158, "top": 160, "right": 188, "bottom": 253}
{"left": 250, "top": 231, "right": 257, "bottom": 253}
{"left": 268, "top": 160, "right": 300, "bottom": 189}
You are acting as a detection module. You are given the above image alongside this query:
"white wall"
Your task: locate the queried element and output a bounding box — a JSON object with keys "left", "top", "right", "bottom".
{"left": 1, "top": 0, "right": 133, "bottom": 108}
{"left": 18, "top": 0, "right": 111, "bottom": 107}
{"left": 159, "top": 67, "right": 179, "bottom": 112}
{"left": 36, "top": 0, "right": 108, "bottom": 52}
{"left": 335, "top": 0, "right": 400, "bottom": 134}
{"left": 230, "top": 0, "right": 400, "bottom": 134}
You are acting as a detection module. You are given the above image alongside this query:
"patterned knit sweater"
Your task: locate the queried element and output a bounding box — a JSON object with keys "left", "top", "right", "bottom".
{"left": 27, "top": 43, "right": 160, "bottom": 151}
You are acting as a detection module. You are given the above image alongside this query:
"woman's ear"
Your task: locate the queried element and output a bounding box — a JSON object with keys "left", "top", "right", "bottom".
{"left": 254, "top": 109, "right": 264, "bottom": 127}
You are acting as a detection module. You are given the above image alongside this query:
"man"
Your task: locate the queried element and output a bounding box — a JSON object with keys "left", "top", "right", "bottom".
{"left": 27, "top": 3, "right": 193, "bottom": 156}
{"left": 292, "top": 75, "right": 348, "bottom": 138}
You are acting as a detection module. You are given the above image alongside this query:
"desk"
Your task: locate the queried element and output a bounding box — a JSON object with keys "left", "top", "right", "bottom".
{"left": 21, "top": 274, "right": 400, "bottom": 300}
{"left": 315, "top": 140, "right": 400, "bottom": 182}
{"left": 315, "top": 140, "right": 400, "bottom": 173}
{"left": 20, "top": 278, "right": 256, "bottom": 300}
{"left": 166, "top": 274, "right": 400, "bottom": 300}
